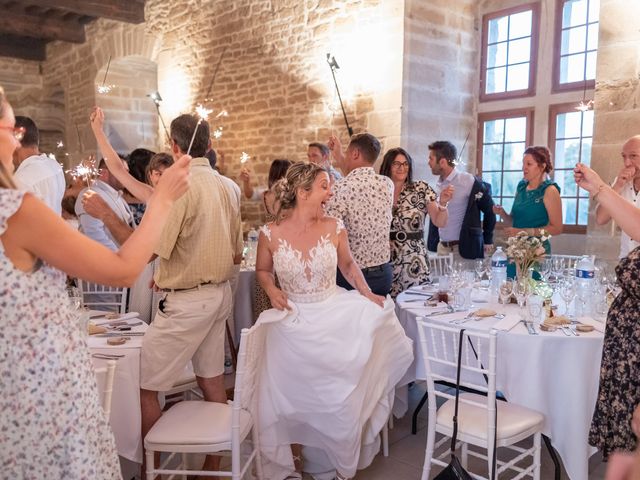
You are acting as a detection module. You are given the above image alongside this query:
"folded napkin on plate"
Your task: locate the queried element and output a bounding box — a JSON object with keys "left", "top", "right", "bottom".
{"left": 492, "top": 314, "right": 521, "bottom": 332}
{"left": 93, "top": 312, "right": 140, "bottom": 326}
{"left": 576, "top": 316, "right": 606, "bottom": 333}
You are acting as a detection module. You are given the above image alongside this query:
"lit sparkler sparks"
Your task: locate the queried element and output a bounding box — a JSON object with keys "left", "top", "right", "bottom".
{"left": 66, "top": 156, "right": 99, "bottom": 189}
{"left": 240, "top": 152, "right": 250, "bottom": 164}
{"left": 575, "top": 100, "right": 593, "bottom": 112}
{"left": 186, "top": 105, "right": 213, "bottom": 156}
{"left": 56, "top": 140, "right": 64, "bottom": 148}
{"left": 96, "top": 55, "right": 114, "bottom": 94}
{"left": 215, "top": 109, "right": 228, "bottom": 119}
{"left": 213, "top": 127, "right": 223, "bottom": 139}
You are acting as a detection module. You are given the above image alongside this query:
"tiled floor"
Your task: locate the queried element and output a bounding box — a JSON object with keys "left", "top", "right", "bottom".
{"left": 313, "top": 383, "right": 608, "bottom": 480}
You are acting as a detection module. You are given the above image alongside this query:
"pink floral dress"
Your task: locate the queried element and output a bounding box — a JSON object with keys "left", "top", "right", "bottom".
{"left": 0, "top": 189, "right": 121, "bottom": 479}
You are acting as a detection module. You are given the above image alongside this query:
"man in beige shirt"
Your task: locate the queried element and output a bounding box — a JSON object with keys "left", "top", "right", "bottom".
{"left": 140, "top": 114, "right": 242, "bottom": 473}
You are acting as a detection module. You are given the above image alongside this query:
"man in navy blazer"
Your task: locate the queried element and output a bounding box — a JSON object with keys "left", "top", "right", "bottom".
{"left": 426, "top": 141, "right": 496, "bottom": 259}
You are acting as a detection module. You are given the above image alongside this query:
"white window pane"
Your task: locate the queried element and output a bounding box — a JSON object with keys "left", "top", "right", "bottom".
{"left": 504, "top": 117, "right": 527, "bottom": 142}
{"left": 581, "top": 138, "right": 592, "bottom": 165}
{"left": 582, "top": 110, "right": 594, "bottom": 137}
{"left": 483, "top": 171, "right": 503, "bottom": 197}
{"left": 503, "top": 171, "right": 523, "bottom": 196}
{"left": 483, "top": 144, "right": 504, "bottom": 171}
{"left": 588, "top": 0, "right": 601, "bottom": 22}
{"left": 509, "top": 10, "right": 532, "bottom": 39}
{"left": 554, "top": 169, "right": 578, "bottom": 197}
{"left": 484, "top": 119, "right": 505, "bottom": 143}
{"left": 561, "top": 26, "right": 587, "bottom": 55}
{"left": 506, "top": 63, "right": 529, "bottom": 91}
{"left": 555, "top": 139, "right": 581, "bottom": 169}
{"left": 563, "top": 198, "right": 578, "bottom": 224}
{"left": 586, "top": 51, "right": 597, "bottom": 79}
{"left": 560, "top": 53, "right": 586, "bottom": 83}
{"left": 563, "top": 0, "right": 588, "bottom": 28}
{"left": 504, "top": 142, "right": 526, "bottom": 170}
{"left": 486, "top": 66, "right": 506, "bottom": 93}
{"left": 508, "top": 37, "right": 531, "bottom": 64}
{"left": 557, "top": 111, "right": 583, "bottom": 138}
{"left": 488, "top": 16, "right": 509, "bottom": 43}
{"left": 587, "top": 23, "right": 599, "bottom": 51}
{"left": 487, "top": 42, "right": 508, "bottom": 68}
{"left": 578, "top": 199, "right": 589, "bottom": 225}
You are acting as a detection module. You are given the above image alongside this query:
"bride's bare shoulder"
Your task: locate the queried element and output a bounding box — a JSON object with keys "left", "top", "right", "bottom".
{"left": 322, "top": 215, "right": 345, "bottom": 235}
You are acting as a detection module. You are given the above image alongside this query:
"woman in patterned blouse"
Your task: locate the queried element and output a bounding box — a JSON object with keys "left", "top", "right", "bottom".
{"left": 380, "top": 148, "right": 453, "bottom": 297}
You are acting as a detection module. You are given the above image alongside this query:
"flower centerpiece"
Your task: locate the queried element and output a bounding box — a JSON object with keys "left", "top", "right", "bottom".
{"left": 505, "top": 230, "right": 551, "bottom": 282}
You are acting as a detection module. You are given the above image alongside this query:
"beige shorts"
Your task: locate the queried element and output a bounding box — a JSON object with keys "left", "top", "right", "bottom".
{"left": 140, "top": 281, "right": 231, "bottom": 392}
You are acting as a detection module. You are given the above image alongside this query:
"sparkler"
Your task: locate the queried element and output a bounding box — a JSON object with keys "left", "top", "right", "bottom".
{"left": 66, "top": 155, "right": 99, "bottom": 189}
{"left": 147, "top": 91, "right": 170, "bottom": 142}
{"left": 213, "top": 127, "right": 223, "bottom": 139}
{"left": 96, "top": 55, "right": 114, "bottom": 94}
{"left": 326, "top": 53, "right": 353, "bottom": 137}
{"left": 56, "top": 140, "right": 64, "bottom": 149}
{"left": 186, "top": 105, "right": 213, "bottom": 156}
{"left": 75, "top": 123, "right": 84, "bottom": 152}
{"left": 240, "top": 152, "right": 250, "bottom": 164}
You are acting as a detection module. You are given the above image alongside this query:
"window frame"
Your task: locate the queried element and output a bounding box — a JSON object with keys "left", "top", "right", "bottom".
{"left": 479, "top": 2, "right": 541, "bottom": 102}
{"left": 552, "top": 0, "right": 598, "bottom": 93}
{"left": 548, "top": 102, "right": 593, "bottom": 233}
{"left": 477, "top": 108, "right": 535, "bottom": 228}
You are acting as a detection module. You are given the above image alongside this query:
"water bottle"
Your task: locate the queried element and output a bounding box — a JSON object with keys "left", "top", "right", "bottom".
{"left": 575, "top": 255, "right": 595, "bottom": 317}
{"left": 490, "top": 247, "right": 508, "bottom": 300}
{"left": 247, "top": 228, "right": 259, "bottom": 266}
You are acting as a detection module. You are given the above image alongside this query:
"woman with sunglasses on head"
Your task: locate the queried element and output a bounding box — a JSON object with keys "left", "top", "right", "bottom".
{"left": 380, "top": 147, "right": 453, "bottom": 297}
{"left": 0, "top": 85, "right": 191, "bottom": 478}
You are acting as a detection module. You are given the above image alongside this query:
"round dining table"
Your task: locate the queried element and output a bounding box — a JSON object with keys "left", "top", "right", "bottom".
{"left": 395, "top": 284, "right": 605, "bottom": 480}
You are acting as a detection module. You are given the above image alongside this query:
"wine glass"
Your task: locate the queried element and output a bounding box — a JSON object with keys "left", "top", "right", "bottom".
{"left": 559, "top": 279, "right": 576, "bottom": 317}
{"left": 513, "top": 279, "right": 528, "bottom": 319}
{"left": 67, "top": 286, "right": 83, "bottom": 310}
{"left": 551, "top": 257, "right": 564, "bottom": 282}
{"left": 539, "top": 259, "right": 552, "bottom": 282}
{"left": 499, "top": 279, "right": 513, "bottom": 306}
{"left": 474, "top": 260, "right": 485, "bottom": 282}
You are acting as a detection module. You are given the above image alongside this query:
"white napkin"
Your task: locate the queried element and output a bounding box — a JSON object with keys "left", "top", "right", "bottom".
{"left": 492, "top": 314, "right": 521, "bottom": 332}
{"left": 93, "top": 312, "right": 140, "bottom": 326}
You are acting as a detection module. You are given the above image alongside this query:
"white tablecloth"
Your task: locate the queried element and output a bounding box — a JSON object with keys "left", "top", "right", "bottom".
{"left": 89, "top": 320, "right": 147, "bottom": 463}
{"left": 396, "top": 287, "right": 604, "bottom": 480}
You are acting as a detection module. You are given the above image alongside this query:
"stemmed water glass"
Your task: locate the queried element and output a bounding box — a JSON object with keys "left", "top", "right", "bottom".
{"left": 513, "top": 279, "right": 529, "bottom": 319}
{"left": 499, "top": 279, "right": 513, "bottom": 306}
{"left": 474, "top": 260, "right": 485, "bottom": 282}
{"left": 67, "top": 286, "right": 83, "bottom": 310}
{"left": 527, "top": 294, "right": 544, "bottom": 324}
{"left": 559, "top": 279, "right": 576, "bottom": 317}
{"left": 539, "top": 259, "right": 552, "bottom": 282}
{"left": 551, "top": 257, "right": 564, "bottom": 282}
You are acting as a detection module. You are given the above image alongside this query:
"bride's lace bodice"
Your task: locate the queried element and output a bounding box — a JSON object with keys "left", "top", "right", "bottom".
{"left": 260, "top": 219, "right": 344, "bottom": 303}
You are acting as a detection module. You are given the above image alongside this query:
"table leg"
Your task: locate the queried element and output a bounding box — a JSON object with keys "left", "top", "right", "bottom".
{"left": 543, "top": 434, "right": 562, "bottom": 480}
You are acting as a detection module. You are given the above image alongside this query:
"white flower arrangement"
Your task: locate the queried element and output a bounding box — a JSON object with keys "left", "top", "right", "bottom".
{"left": 505, "top": 230, "right": 550, "bottom": 278}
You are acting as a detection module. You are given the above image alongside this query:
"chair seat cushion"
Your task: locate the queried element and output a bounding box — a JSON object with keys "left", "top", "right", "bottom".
{"left": 145, "top": 400, "right": 252, "bottom": 446}
{"left": 437, "top": 393, "right": 544, "bottom": 441}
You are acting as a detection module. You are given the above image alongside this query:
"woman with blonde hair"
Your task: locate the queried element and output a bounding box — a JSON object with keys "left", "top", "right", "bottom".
{"left": 254, "top": 162, "right": 413, "bottom": 480}
{"left": 0, "top": 85, "right": 191, "bottom": 478}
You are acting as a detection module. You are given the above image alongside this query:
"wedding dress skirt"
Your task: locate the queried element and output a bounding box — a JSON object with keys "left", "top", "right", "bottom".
{"left": 256, "top": 287, "right": 413, "bottom": 479}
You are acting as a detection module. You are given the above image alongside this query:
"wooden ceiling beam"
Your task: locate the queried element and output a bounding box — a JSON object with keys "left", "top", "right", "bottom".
{"left": 0, "top": 11, "right": 85, "bottom": 43}
{"left": 0, "top": 34, "right": 46, "bottom": 61}
{"left": 23, "top": 0, "right": 145, "bottom": 24}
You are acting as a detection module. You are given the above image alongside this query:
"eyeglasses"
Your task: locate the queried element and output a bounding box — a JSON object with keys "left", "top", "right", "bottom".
{"left": 391, "top": 161, "right": 409, "bottom": 169}
{"left": 0, "top": 126, "right": 26, "bottom": 141}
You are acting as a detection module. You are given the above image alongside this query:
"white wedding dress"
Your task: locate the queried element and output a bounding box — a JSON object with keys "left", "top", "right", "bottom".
{"left": 255, "top": 218, "right": 413, "bottom": 479}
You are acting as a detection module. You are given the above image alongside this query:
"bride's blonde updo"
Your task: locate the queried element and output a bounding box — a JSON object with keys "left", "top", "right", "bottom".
{"left": 0, "top": 85, "right": 17, "bottom": 189}
{"left": 273, "top": 162, "right": 328, "bottom": 222}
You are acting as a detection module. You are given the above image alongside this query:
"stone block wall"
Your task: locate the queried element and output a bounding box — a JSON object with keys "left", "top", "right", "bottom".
{"left": 402, "top": 0, "right": 478, "bottom": 183}
{"left": 586, "top": 0, "right": 640, "bottom": 261}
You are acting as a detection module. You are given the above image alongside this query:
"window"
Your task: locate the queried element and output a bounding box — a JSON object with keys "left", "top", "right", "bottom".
{"left": 480, "top": 3, "right": 540, "bottom": 101}
{"left": 477, "top": 110, "right": 534, "bottom": 216}
{"left": 553, "top": 0, "right": 600, "bottom": 92}
{"left": 549, "top": 103, "right": 594, "bottom": 231}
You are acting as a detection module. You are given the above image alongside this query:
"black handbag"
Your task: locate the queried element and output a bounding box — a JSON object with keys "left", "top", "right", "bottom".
{"left": 433, "top": 329, "right": 497, "bottom": 480}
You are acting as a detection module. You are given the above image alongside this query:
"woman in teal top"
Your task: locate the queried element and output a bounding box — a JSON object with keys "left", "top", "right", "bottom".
{"left": 493, "top": 146, "right": 564, "bottom": 278}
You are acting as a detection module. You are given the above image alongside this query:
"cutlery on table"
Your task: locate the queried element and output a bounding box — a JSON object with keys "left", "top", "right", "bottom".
{"left": 94, "top": 331, "right": 145, "bottom": 337}
{"left": 91, "top": 353, "right": 124, "bottom": 359}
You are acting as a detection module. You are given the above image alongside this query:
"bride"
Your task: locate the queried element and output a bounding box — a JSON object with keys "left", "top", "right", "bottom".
{"left": 255, "top": 162, "right": 413, "bottom": 480}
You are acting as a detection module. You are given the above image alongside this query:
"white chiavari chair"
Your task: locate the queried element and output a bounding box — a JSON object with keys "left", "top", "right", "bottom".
{"left": 417, "top": 319, "right": 544, "bottom": 480}
{"left": 78, "top": 279, "right": 128, "bottom": 314}
{"left": 94, "top": 359, "right": 118, "bottom": 419}
{"left": 428, "top": 253, "right": 454, "bottom": 279}
{"left": 144, "top": 326, "right": 264, "bottom": 480}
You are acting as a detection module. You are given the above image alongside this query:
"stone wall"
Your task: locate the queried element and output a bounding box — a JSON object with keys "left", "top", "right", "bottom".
{"left": 402, "top": 0, "right": 478, "bottom": 183}
{"left": 585, "top": 0, "right": 640, "bottom": 261}
{"left": 1, "top": 0, "right": 405, "bottom": 229}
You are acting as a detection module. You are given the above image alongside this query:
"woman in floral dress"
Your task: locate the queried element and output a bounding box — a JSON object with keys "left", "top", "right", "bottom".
{"left": 0, "top": 85, "right": 190, "bottom": 478}
{"left": 380, "top": 148, "right": 452, "bottom": 298}
{"left": 574, "top": 163, "right": 640, "bottom": 460}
